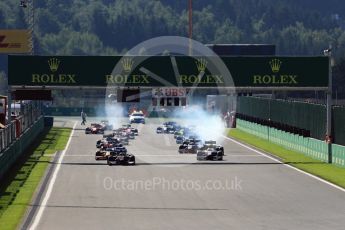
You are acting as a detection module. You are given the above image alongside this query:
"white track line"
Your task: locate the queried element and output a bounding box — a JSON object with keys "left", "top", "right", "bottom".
{"left": 60, "top": 154, "right": 264, "bottom": 157}
{"left": 29, "top": 122, "right": 77, "bottom": 230}
{"left": 223, "top": 135, "right": 345, "bottom": 193}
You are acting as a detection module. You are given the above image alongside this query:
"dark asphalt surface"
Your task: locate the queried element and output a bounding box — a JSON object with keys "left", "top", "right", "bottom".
{"left": 25, "top": 117, "right": 345, "bottom": 230}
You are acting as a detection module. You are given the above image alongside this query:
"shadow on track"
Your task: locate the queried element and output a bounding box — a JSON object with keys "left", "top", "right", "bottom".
{"left": 28, "top": 204, "right": 228, "bottom": 211}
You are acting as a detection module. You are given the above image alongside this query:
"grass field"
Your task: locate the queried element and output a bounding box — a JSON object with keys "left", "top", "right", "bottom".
{"left": 0, "top": 127, "right": 71, "bottom": 230}
{"left": 228, "top": 129, "right": 345, "bottom": 189}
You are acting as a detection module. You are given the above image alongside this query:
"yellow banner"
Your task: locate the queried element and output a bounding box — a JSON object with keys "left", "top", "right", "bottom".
{"left": 0, "top": 30, "right": 31, "bottom": 53}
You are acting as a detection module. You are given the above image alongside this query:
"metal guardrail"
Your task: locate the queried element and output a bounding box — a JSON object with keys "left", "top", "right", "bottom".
{"left": 0, "top": 102, "right": 41, "bottom": 153}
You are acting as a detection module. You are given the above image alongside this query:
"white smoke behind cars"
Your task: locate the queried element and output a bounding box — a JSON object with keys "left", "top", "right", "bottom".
{"left": 173, "top": 105, "right": 226, "bottom": 144}
{"left": 103, "top": 102, "right": 125, "bottom": 128}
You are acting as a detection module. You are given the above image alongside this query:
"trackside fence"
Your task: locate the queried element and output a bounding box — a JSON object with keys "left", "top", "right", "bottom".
{"left": 0, "top": 102, "right": 41, "bottom": 153}
{"left": 236, "top": 119, "right": 345, "bottom": 168}
{"left": 0, "top": 117, "right": 44, "bottom": 180}
{"left": 0, "top": 101, "right": 44, "bottom": 180}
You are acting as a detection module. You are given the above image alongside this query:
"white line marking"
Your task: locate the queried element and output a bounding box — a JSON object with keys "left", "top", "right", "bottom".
{"left": 223, "top": 135, "right": 345, "bottom": 192}
{"left": 60, "top": 154, "right": 265, "bottom": 157}
{"left": 137, "top": 155, "right": 196, "bottom": 157}
{"left": 137, "top": 154, "right": 264, "bottom": 157}
{"left": 29, "top": 122, "right": 77, "bottom": 230}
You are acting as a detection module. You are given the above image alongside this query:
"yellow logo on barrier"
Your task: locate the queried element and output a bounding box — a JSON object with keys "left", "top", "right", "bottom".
{"left": 269, "top": 59, "right": 282, "bottom": 73}
{"left": 196, "top": 58, "right": 207, "bottom": 72}
{"left": 121, "top": 58, "right": 134, "bottom": 73}
{"left": 48, "top": 58, "right": 60, "bottom": 72}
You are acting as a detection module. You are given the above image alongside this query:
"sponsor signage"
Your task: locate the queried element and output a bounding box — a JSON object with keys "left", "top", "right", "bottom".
{"left": 152, "top": 88, "right": 187, "bottom": 98}
{"left": 8, "top": 55, "right": 328, "bottom": 88}
{"left": 0, "top": 30, "right": 30, "bottom": 53}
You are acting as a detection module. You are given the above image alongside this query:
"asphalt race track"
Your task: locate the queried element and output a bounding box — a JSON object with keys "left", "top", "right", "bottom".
{"left": 23, "top": 117, "right": 345, "bottom": 230}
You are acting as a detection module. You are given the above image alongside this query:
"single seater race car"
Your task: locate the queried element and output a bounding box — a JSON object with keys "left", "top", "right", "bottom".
{"left": 176, "top": 135, "right": 185, "bottom": 144}
{"left": 178, "top": 139, "right": 202, "bottom": 154}
{"left": 131, "top": 128, "right": 139, "bottom": 136}
{"left": 174, "top": 129, "right": 184, "bottom": 139}
{"left": 107, "top": 152, "right": 136, "bottom": 166}
{"left": 200, "top": 141, "right": 224, "bottom": 155}
{"left": 95, "top": 148, "right": 115, "bottom": 160}
{"left": 156, "top": 124, "right": 175, "bottom": 134}
{"left": 196, "top": 141, "right": 224, "bottom": 161}
{"left": 156, "top": 127, "right": 163, "bottom": 133}
{"left": 95, "top": 146, "right": 128, "bottom": 161}
{"left": 85, "top": 123, "right": 105, "bottom": 134}
{"left": 197, "top": 148, "right": 223, "bottom": 161}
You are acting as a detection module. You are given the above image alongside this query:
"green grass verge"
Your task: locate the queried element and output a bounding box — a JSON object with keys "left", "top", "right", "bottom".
{"left": 228, "top": 128, "right": 345, "bottom": 188}
{"left": 0, "top": 127, "right": 71, "bottom": 230}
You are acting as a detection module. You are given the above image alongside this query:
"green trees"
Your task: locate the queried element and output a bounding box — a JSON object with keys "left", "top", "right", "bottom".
{"left": 0, "top": 0, "right": 345, "bottom": 93}
{"left": 0, "top": 0, "right": 343, "bottom": 57}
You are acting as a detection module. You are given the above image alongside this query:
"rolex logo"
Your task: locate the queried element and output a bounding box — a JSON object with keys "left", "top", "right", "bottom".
{"left": 121, "top": 58, "right": 134, "bottom": 73}
{"left": 196, "top": 58, "right": 207, "bottom": 73}
{"left": 48, "top": 58, "right": 60, "bottom": 72}
{"left": 269, "top": 59, "right": 282, "bottom": 73}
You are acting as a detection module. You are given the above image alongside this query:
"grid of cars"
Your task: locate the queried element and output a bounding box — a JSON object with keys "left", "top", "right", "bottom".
{"left": 91, "top": 122, "right": 138, "bottom": 166}
{"left": 156, "top": 121, "right": 225, "bottom": 161}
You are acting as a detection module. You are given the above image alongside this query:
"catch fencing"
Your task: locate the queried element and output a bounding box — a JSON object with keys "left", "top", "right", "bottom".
{"left": 237, "top": 96, "right": 345, "bottom": 146}
{"left": 236, "top": 119, "right": 345, "bottom": 168}
{"left": 0, "top": 117, "right": 44, "bottom": 179}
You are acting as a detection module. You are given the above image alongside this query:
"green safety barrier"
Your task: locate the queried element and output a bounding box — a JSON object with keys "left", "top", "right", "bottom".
{"left": 332, "top": 144, "right": 345, "bottom": 167}
{"left": 237, "top": 97, "right": 327, "bottom": 141}
{"left": 0, "top": 117, "right": 44, "bottom": 180}
{"left": 236, "top": 119, "right": 345, "bottom": 168}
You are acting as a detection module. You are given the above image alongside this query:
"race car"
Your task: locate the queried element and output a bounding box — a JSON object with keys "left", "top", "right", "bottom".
{"left": 99, "top": 139, "right": 123, "bottom": 149}
{"left": 130, "top": 128, "right": 139, "bottom": 136}
{"left": 85, "top": 123, "right": 105, "bottom": 134}
{"left": 164, "top": 125, "right": 176, "bottom": 134}
{"left": 200, "top": 141, "right": 224, "bottom": 155}
{"left": 163, "top": 121, "right": 177, "bottom": 127}
{"left": 174, "top": 129, "right": 184, "bottom": 139}
{"left": 118, "top": 136, "right": 129, "bottom": 145}
{"left": 95, "top": 148, "right": 114, "bottom": 160}
{"left": 129, "top": 111, "right": 145, "bottom": 124}
{"left": 178, "top": 139, "right": 202, "bottom": 154}
{"left": 176, "top": 135, "right": 185, "bottom": 144}
{"left": 197, "top": 148, "right": 223, "bottom": 161}
{"left": 156, "top": 124, "right": 175, "bottom": 134}
{"left": 128, "top": 132, "right": 135, "bottom": 139}
{"left": 156, "top": 127, "right": 163, "bottom": 133}
{"left": 107, "top": 151, "right": 136, "bottom": 166}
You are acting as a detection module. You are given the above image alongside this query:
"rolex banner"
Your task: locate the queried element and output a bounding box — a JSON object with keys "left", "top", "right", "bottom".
{"left": 8, "top": 55, "right": 328, "bottom": 88}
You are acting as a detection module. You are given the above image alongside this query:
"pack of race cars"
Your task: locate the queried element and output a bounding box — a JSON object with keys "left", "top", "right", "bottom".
{"left": 87, "top": 118, "right": 224, "bottom": 165}
{"left": 92, "top": 122, "right": 137, "bottom": 166}
{"left": 156, "top": 121, "right": 225, "bottom": 161}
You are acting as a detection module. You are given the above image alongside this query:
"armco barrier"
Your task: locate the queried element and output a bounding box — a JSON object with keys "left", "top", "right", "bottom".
{"left": 0, "top": 117, "right": 44, "bottom": 180}
{"left": 236, "top": 119, "right": 345, "bottom": 168}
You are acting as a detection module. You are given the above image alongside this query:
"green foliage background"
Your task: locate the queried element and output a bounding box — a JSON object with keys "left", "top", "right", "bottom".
{"left": 0, "top": 0, "right": 345, "bottom": 56}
